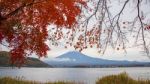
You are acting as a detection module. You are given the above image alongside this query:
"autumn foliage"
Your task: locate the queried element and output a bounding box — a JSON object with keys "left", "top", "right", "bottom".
{"left": 1, "top": 0, "right": 150, "bottom": 66}
{"left": 0, "top": 0, "right": 86, "bottom": 66}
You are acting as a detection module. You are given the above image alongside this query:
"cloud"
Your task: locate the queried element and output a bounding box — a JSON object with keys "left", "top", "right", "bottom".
{"left": 49, "top": 58, "right": 76, "bottom": 62}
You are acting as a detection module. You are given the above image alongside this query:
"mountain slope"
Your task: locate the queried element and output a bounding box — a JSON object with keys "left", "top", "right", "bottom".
{"left": 44, "top": 51, "right": 150, "bottom": 67}
{"left": 0, "top": 51, "right": 51, "bottom": 67}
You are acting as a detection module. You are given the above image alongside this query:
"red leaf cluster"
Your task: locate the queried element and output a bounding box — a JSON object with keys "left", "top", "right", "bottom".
{"left": 145, "top": 25, "right": 150, "bottom": 30}
{"left": 0, "top": 0, "right": 86, "bottom": 65}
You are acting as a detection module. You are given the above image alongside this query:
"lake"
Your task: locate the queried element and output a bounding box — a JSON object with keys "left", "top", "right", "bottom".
{"left": 0, "top": 67, "right": 150, "bottom": 84}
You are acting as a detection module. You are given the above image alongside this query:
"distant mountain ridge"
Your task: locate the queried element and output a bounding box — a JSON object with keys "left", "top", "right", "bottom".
{"left": 0, "top": 51, "right": 51, "bottom": 67}
{"left": 44, "top": 51, "right": 150, "bottom": 67}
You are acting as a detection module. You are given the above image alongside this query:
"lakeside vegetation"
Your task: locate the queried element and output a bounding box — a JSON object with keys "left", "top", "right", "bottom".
{"left": 96, "top": 72, "right": 150, "bottom": 84}
{"left": 0, "top": 77, "right": 74, "bottom": 84}
{"left": 0, "top": 73, "right": 150, "bottom": 84}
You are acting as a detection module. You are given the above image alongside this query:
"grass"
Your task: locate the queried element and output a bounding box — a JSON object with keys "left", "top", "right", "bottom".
{"left": 0, "top": 73, "right": 150, "bottom": 84}
{"left": 96, "top": 72, "right": 150, "bottom": 84}
{"left": 0, "top": 77, "right": 75, "bottom": 84}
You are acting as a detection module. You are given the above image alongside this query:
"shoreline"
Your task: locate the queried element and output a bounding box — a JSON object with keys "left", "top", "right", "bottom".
{"left": 0, "top": 73, "right": 150, "bottom": 84}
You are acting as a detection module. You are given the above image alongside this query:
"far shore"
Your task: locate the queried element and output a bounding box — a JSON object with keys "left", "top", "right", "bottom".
{"left": 0, "top": 66, "right": 150, "bottom": 68}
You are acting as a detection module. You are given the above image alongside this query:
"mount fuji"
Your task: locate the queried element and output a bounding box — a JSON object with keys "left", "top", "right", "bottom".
{"left": 43, "top": 51, "right": 150, "bottom": 67}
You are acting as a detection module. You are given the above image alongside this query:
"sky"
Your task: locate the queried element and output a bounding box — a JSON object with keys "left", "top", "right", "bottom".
{"left": 42, "top": 0, "right": 150, "bottom": 62}
{"left": 1, "top": 0, "right": 150, "bottom": 62}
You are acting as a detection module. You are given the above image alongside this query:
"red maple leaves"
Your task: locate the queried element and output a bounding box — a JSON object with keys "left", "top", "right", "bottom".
{"left": 145, "top": 25, "right": 150, "bottom": 30}
{"left": 0, "top": 0, "right": 86, "bottom": 65}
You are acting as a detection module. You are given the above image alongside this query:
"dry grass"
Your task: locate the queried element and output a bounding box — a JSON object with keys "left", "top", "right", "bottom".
{"left": 96, "top": 72, "right": 150, "bottom": 84}
{"left": 0, "top": 73, "right": 150, "bottom": 84}
{"left": 0, "top": 77, "right": 75, "bottom": 84}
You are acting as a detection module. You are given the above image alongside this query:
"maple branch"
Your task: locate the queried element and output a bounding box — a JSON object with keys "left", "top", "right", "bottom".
{"left": 1, "top": 0, "right": 46, "bottom": 21}
{"left": 81, "top": 0, "right": 150, "bottom": 55}
{"left": 137, "top": 0, "right": 149, "bottom": 56}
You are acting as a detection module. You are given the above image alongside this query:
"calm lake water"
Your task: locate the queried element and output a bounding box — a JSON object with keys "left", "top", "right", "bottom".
{"left": 0, "top": 67, "right": 150, "bottom": 84}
